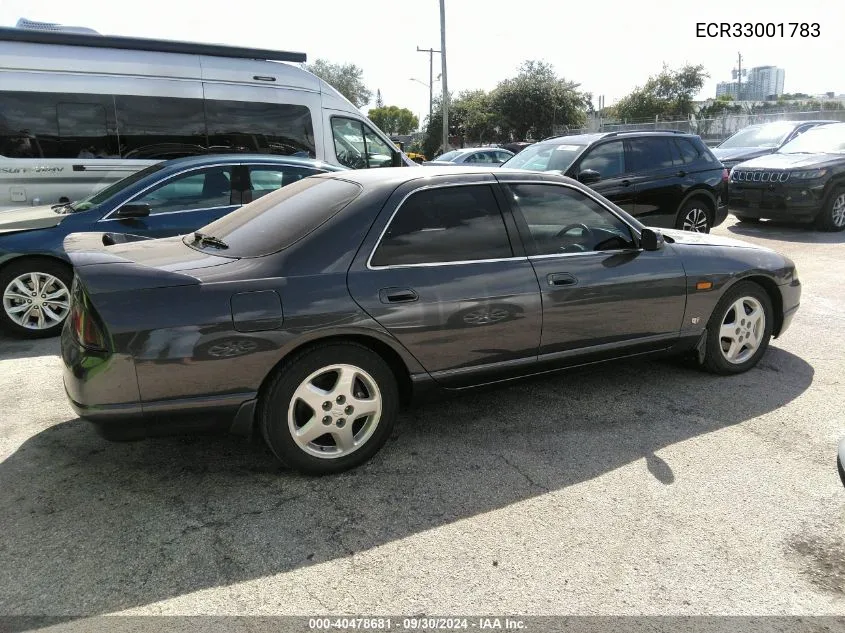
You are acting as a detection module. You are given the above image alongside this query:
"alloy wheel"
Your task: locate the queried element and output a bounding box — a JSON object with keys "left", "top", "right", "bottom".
{"left": 287, "top": 363, "right": 383, "bottom": 459}
{"left": 2, "top": 272, "right": 71, "bottom": 330}
{"left": 831, "top": 193, "right": 845, "bottom": 228}
{"left": 718, "top": 296, "right": 765, "bottom": 364}
{"left": 682, "top": 207, "right": 709, "bottom": 232}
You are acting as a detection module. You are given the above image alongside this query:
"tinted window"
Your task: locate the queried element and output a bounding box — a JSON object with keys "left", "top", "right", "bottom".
{"left": 504, "top": 184, "right": 635, "bottom": 255}
{"left": 131, "top": 166, "right": 234, "bottom": 214}
{"left": 331, "top": 118, "right": 394, "bottom": 169}
{"left": 505, "top": 142, "right": 585, "bottom": 172}
{"left": 115, "top": 95, "right": 207, "bottom": 159}
{"left": 56, "top": 101, "right": 119, "bottom": 158}
{"left": 248, "top": 165, "right": 319, "bottom": 201}
{"left": 192, "top": 177, "right": 362, "bottom": 258}
{"left": 371, "top": 185, "right": 513, "bottom": 267}
{"left": 205, "top": 100, "right": 315, "bottom": 157}
{"left": 627, "top": 138, "right": 674, "bottom": 172}
{"left": 578, "top": 141, "right": 625, "bottom": 178}
{"left": 0, "top": 91, "right": 60, "bottom": 157}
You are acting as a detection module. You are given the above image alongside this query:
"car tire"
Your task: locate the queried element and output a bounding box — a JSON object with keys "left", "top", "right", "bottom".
{"left": 814, "top": 186, "right": 845, "bottom": 232}
{"left": 675, "top": 199, "right": 713, "bottom": 233}
{"left": 259, "top": 342, "right": 400, "bottom": 475}
{"left": 700, "top": 281, "right": 773, "bottom": 375}
{"left": 0, "top": 258, "right": 73, "bottom": 339}
{"left": 733, "top": 214, "right": 761, "bottom": 224}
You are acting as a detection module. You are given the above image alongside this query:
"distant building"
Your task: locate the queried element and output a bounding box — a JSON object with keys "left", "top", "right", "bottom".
{"left": 715, "top": 66, "right": 785, "bottom": 101}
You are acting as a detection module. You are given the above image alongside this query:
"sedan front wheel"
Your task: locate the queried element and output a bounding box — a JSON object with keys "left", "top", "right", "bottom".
{"left": 0, "top": 259, "right": 73, "bottom": 339}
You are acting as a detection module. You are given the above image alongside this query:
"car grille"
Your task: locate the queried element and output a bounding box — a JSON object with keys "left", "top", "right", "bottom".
{"left": 731, "top": 169, "right": 790, "bottom": 183}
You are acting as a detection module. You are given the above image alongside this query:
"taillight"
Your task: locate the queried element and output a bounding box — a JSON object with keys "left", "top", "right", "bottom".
{"left": 721, "top": 168, "right": 729, "bottom": 182}
{"left": 69, "top": 290, "right": 108, "bottom": 351}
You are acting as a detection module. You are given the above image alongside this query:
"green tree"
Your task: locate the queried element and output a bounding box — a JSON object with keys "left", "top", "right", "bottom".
{"left": 450, "top": 90, "right": 501, "bottom": 144}
{"left": 368, "top": 105, "right": 419, "bottom": 135}
{"left": 306, "top": 59, "right": 372, "bottom": 108}
{"left": 612, "top": 64, "right": 709, "bottom": 121}
{"left": 491, "top": 60, "right": 591, "bottom": 140}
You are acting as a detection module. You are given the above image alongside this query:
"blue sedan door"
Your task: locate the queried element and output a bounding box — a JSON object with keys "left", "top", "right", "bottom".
{"left": 101, "top": 165, "right": 243, "bottom": 238}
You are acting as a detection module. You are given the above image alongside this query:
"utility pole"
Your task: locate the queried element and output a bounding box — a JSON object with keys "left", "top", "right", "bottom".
{"left": 733, "top": 52, "right": 745, "bottom": 101}
{"left": 416, "top": 46, "right": 441, "bottom": 123}
{"left": 439, "top": 0, "right": 449, "bottom": 154}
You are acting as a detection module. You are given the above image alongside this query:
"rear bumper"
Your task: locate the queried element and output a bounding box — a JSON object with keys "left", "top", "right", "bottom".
{"left": 729, "top": 182, "right": 825, "bottom": 221}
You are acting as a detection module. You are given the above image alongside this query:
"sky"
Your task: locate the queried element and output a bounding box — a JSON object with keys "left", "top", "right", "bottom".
{"left": 0, "top": 0, "right": 841, "bottom": 123}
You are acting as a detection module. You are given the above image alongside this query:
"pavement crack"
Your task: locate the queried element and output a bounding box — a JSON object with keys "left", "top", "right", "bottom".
{"left": 499, "top": 454, "right": 549, "bottom": 492}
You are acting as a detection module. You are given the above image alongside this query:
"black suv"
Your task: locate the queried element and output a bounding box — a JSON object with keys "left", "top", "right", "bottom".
{"left": 729, "top": 122, "right": 845, "bottom": 231}
{"left": 502, "top": 131, "right": 729, "bottom": 233}
{"left": 713, "top": 119, "right": 839, "bottom": 170}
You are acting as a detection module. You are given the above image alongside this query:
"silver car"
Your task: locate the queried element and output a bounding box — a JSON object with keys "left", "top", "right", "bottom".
{"left": 423, "top": 147, "right": 514, "bottom": 166}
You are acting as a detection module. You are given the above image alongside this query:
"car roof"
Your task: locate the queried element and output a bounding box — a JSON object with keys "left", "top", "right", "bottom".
{"left": 536, "top": 131, "right": 699, "bottom": 146}
{"left": 314, "top": 165, "right": 568, "bottom": 188}
{"left": 157, "top": 154, "right": 345, "bottom": 171}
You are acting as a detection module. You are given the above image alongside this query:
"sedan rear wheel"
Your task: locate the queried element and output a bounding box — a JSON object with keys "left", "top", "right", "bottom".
{"left": 700, "top": 281, "right": 773, "bottom": 375}
{"left": 260, "top": 343, "right": 399, "bottom": 475}
{"left": 0, "top": 259, "right": 73, "bottom": 339}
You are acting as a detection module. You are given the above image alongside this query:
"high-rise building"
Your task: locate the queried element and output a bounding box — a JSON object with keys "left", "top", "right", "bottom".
{"left": 715, "top": 66, "right": 785, "bottom": 101}
{"left": 716, "top": 81, "right": 739, "bottom": 98}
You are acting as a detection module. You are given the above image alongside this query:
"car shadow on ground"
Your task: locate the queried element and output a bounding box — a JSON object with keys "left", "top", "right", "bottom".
{"left": 0, "top": 334, "right": 60, "bottom": 361}
{"left": 726, "top": 219, "right": 845, "bottom": 244}
{"left": 0, "top": 347, "right": 813, "bottom": 618}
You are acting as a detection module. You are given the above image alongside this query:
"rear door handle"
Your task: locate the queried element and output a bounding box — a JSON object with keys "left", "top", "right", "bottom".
{"left": 621, "top": 179, "right": 631, "bottom": 187}
{"left": 379, "top": 287, "right": 419, "bottom": 304}
{"left": 547, "top": 273, "right": 577, "bottom": 286}
{"left": 677, "top": 170, "right": 687, "bottom": 177}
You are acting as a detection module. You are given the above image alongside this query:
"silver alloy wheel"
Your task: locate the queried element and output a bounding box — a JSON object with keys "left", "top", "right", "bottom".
{"left": 831, "top": 193, "right": 845, "bottom": 228}
{"left": 718, "top": 296, "right": 765, "bottom": 364}
{"left": 682, "top": 207, "right": 709, "bottom": 232}
{"left": 287, "top": 363, "right": 382, "bottom": 459}
{"left": 2, "top": 272, "right": 70, "bottom": 330}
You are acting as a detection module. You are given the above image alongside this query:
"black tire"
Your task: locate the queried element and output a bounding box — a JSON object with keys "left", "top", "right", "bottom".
{"left": 675, "top": 198, "right": 713, "bottom": 233}
{"left": 734, "top": 214, "right": 761, "bottom": 224}
{"left": 814, "top": 186, "right": 845, "bottom": 232}
{"left": 0, "top": 258, "right": 73, "bottom": 339}
{"left": 700, "top": 281, "right": 773, "bottom": 375}
{"left": 259, "top": 342, "right": 399, "bottom": 475}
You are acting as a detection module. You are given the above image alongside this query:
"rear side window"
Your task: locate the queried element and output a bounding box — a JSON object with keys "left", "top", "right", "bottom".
{"left": 370, "top": 185, "right": 513, "bottom": 267}
{"left": 191, "top": 177, "right": 362, "bottom": 257}
{"left": 674, "top": 138, "right": 717, "bottom": 165}
{"left": 627, "top": 137, "right": 675, "bottom": 172}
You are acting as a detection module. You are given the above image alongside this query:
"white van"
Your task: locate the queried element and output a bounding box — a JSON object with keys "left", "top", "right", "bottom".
{"left": 0, "top": 20, "right": 412, "bottom": 210}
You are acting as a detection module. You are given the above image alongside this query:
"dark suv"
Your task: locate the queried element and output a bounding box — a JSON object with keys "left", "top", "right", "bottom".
{"left": 729, "top": 122, "right": 845, "bottom": 231}
{"left": 502, "top": 131, "right": 729, "bottom": 233}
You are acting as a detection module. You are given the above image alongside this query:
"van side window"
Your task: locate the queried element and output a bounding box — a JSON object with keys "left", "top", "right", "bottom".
{"left": 57, "top": 102, "right": 117, "bottom": 158}
{"left": 331, "top": 117, "right": 394, "bottom": 169}
{"left": 0, "top": 92, "right": 60, "bottom": 158}
{"left": 205, "top": 101, "right": 315, "bottom": 158}
{"left": 114, "top": 95, "right": 207, "bottom": 159}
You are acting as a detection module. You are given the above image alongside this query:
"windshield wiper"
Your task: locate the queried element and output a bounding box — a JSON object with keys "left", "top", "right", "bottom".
{"left": 192, "top": 231, "right": 229, "bottom": 249}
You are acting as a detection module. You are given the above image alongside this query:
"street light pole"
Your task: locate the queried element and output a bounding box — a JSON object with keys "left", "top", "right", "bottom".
{"left": 439, "top": 0, "right": 448, "bottom": 153}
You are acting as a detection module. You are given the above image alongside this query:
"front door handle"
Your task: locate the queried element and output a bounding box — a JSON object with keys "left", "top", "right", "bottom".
{"left": 621, "top": 179, "right": 631, "bottom": 187}
{"left": 677, "top": 170, "right": 687, "bottom": 177}
{"left": 379, "top": 287, "right": 419, "bottom": 304}
{"left": 547, "top": 273, "right": 578, "bottom": 286}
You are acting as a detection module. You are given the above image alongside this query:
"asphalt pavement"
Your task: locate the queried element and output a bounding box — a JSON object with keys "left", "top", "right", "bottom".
{"left": 0, "top": 216, "right": 843, "bottom": 618}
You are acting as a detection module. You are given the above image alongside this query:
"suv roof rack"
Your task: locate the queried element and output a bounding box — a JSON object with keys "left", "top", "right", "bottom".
{"left": 601, "top": 129, "right": 688, "bottom": 138}
{"left": 0, "top": 24, "right": 307, "bottom": 63}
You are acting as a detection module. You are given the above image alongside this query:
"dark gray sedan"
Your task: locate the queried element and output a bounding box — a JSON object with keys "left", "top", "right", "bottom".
{"left": 61, "top": 167, "right": 801, "bottom": 474}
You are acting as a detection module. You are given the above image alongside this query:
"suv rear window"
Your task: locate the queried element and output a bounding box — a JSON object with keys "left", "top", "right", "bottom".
{"left": 188, "top": 177, "right": 362, "bottom": 258}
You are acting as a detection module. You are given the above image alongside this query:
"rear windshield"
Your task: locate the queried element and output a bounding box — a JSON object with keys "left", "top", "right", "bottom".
{"left": 503, "top": 142, "right": 586, "bottom": 171}
{"left": 188, "top": 176, "right": 363, "bottom": 258}
{"left": 435, "top": 150, "right": 462, "bottom": 161}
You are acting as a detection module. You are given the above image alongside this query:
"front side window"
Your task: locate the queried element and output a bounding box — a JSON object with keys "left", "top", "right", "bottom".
{"left": 130, "top": 167, "right": 234, "bottom": 214}
{"left": 332, "top": 117, "right": 395, "bottom": 169}
{"left": 370, "top": 185, "right": 513, "bottom": 267}
{"left": 578, "top": 141, "right": 625, "bottom": 179}
{"left": 627, "top": 137, "right": 675, "bottom": 173}
{"left": 504, "top": 184, "right": 635, "bottom": 255}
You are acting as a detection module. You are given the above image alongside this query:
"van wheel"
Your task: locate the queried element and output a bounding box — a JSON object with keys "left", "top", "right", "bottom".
{"left": 259, "top": 342, "right": 399, "bottom": 475}
{"left": 676, "top": 199, "right": 712, "bottom": 233}
{"left": 0, "top": 259, "right": 73, "bottom": 339}
{"left": 814, "top": 187, "right": 845, "bottom": 232}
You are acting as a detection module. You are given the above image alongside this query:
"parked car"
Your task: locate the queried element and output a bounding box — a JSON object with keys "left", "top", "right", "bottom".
{"left": 423, "top": 147, "right": 514, "bottom": 166}
{"left": 712, "top": 120, "right": 839, "bottom": 170}
{"left": 839, "top": 437, "right": 845, "bottom": 487}
{"left": 502, "top": 131, "right": 729, "bottom": 233}
{"left": 728, "top": 122, "right": 845, "bottom": 231}
{"left": 0, "top": 154, "right": 345, "bottom": 338}
{"left": 62, "top": 166, "right": 800, "bottom": 475}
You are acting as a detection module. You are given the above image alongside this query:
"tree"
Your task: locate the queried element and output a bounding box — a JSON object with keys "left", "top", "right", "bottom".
{"left": 449, "top": 90, "right": 501, "bottom": 145}
{"left": 375, "top": 89, "right": 383, "bottom": 108}
{"left": 306, "top": 59, "right": 372, "bottom": 108}
{"left": 368, "top": 106, "right": 419, "bottom": 135}
{"left": 491, "top": 60, "right": 591, "bottom": 140}
{"left": 612, "top": 64, "right": 709, "bottom": 121}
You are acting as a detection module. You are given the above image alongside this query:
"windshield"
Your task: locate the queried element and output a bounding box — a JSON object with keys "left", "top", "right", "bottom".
{"left": 72, "top": 163, "right": 166, "bottom": 212}
{"left": 779, "top": 125, "right": 845, "bottom": 154}
{"left": 187, "top": 176, "right": 363, "bottom": 258}
{"left": 434, "top": 150, "right": 462, "bottom": 161}
{"left": 502, "top": 142, "right": 586, "bottom": 171}
{"left": 718, "top": 122, "right": 797, "bottom": 149}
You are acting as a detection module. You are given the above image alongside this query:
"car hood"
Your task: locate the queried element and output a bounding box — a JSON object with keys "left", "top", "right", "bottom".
{"left": 735, "top": 152, "right": 844, "bottom": 170}
{"left": 0, "top": 204, "right": 65, "bottom": 233}
{"left": 712, "top": 147, "right": 774, "bottom": 163}
{"left": 660, "top": 228, "right": 765, "bottom": 250}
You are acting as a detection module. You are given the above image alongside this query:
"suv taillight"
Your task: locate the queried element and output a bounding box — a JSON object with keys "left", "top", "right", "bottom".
{"left": 69, "top": 287, "right": 108, "bottom": 351}
{"left": 721, "top": 168, "right": 729, "bottom": 182}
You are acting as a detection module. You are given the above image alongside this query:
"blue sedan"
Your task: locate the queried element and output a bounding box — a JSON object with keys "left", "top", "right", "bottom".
{"left": 0, "top": 154, "right": 345, "bottom": 338}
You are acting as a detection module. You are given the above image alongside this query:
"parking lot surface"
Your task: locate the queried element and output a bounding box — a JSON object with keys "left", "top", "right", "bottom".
{"left": 0, "top": 217, "right": 843, "bottom": 617}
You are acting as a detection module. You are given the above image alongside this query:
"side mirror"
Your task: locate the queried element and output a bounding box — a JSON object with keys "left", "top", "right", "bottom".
{"left": 640, "top": 228, "right": 665, "bottom": 251}
{"left": 114, "top": 203, "right": 151, "bottom": 219}
{"left": 578, "top": 169, "right": 602, "bottom": 185}
{"left": 838, "top": 437, "right": 845, "bottom": 488}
